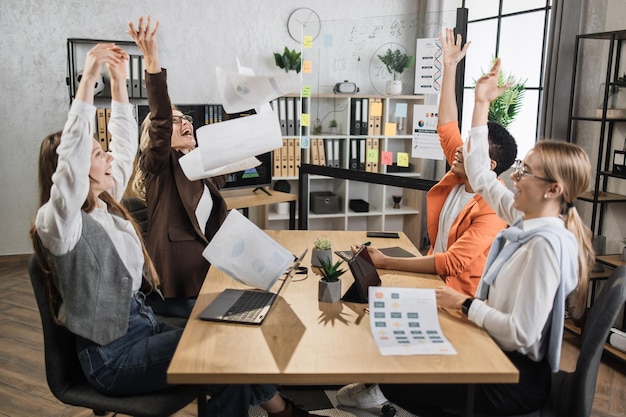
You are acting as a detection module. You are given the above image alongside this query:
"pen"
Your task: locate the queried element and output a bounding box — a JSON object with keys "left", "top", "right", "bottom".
{"left": 353, "top": 241, "right": 371, "bottom": 258}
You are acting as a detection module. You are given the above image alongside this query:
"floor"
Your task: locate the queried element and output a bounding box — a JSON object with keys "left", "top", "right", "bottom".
{"left": 0, "top": 256, "right": 625, "bottom": 416}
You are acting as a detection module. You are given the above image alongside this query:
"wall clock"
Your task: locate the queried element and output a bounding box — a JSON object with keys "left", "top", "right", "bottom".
{"left": 287, "top": 7, "right": 321, "bottom": 43}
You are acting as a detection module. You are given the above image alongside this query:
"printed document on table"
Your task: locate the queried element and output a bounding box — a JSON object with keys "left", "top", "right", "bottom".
{"left": 368, "top": 287, "right": 457, "bottom": 356}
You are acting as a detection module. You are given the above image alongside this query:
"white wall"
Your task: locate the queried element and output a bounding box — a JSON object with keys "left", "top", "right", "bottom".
{"left": 0, "top": 0, "right": 429, "bottom": 255}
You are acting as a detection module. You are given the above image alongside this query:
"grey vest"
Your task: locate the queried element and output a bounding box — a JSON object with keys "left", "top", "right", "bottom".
{"left": 51, "top": 211, "right": 134, "bottom": 345}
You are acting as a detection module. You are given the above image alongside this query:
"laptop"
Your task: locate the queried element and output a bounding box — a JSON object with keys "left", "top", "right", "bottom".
{"left": 198, "top": 249, "right": 307, "bottom": 325}
{"left": 335, "top": 246, "right": 381, "bottom": 303}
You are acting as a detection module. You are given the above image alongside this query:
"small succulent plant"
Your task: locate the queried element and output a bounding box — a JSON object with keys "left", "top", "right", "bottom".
{"left": 319, "top": 258, "right": 346, "bottom": 282}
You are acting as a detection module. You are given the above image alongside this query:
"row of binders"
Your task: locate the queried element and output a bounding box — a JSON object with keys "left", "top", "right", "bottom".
{"left": 273, "top": 138, "right": 302, "bottom": 177}
{"left": 125, "top": 54, "right": 147, "bottom": 99}
{"left": 270, "top": 97, "right": 306, "bottom": 136}
{"left": 350, "top": 98, "right": 383, "bottom": 136}
{"left": 309, "top": 138, "right": 380, "bottom": 173}
{"left": 95, "top": 108, "right": 112, "bottom": 151}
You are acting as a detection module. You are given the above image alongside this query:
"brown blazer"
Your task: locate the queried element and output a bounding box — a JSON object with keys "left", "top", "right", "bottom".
{"left": 141, "top": 70, "right": 227, "bottom": 298}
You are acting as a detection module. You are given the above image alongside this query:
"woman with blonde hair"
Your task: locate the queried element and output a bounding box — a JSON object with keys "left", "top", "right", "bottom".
{"left": 128, "top": 16, "right": 227, "bottom": 319}
{"left": 379, "top": 58, "right": 594, "bottom": 416}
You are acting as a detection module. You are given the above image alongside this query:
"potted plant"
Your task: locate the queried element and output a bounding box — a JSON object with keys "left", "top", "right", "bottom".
{"left": 329, "top": 119, "right": 338, "bottom": 134}
{"left": 311, "top": 237, "right": 332, "bottom": 267}
{"left": 318, "top": 258, "right": 346, "bottom": 303}
{"left": 377, "top": 48, "right": 415, "bottom": 95}
{"left": 273, "top": 47, "right": 302, "bottom": 73}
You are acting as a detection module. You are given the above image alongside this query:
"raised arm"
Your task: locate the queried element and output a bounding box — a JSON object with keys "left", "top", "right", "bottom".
{"left": 105, "top": 47, "right": 137, "bottom": 200}
{"left": 126, "top": 15, "right": 161, "bottom": 74}
{"left": 438, "top": 28, "right": 470, "bottom": 126}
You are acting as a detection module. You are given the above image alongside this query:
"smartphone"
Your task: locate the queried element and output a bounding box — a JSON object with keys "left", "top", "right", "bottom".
{"left": 366, "top": 231, "right": 400, "bottom": 239}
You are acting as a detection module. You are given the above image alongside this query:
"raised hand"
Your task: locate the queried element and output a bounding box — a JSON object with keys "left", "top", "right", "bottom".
{"left": 127, "top": 15, "right": 161, "bottom": 73}
{"left": 76, "top": 43, "right": 127, "bottom": 103}
{"left": 475, "top": 58, "right": 511, "bottom": 105}
{"left": 439, "top": 28, "right": 470, "bottom": 67}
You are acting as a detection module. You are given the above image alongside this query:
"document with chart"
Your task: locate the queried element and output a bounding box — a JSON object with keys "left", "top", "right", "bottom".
{"left": 368, "top": 287, "right": 457, "bottom": 356}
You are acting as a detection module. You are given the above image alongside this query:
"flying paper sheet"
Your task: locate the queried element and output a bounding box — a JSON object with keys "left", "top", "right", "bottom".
{"left": 217, "top": 67, "right": 301, "bottom": 114}
{"left": 195, "top": 110, "right": 283, "bottom": 172}
{"left": 179, "top": 152, "right": 260, "bottom": 181}
{"left": 202, "top": 209, "right": 294, "bottom": 291}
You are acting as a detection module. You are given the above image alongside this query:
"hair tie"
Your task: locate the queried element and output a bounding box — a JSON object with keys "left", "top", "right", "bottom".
{"left": 566, "top": 202, "right": 574, "bottom": 209}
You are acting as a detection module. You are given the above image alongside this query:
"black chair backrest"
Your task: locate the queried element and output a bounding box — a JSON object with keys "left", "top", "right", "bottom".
{"left": 567, "top": 265, "right": 626, "bottom": 416}
{"left": 122, "top": 196, "right": 149, "bottom": 236}
{"left": 28, "top": 255, "right": 86, "bottom": 399}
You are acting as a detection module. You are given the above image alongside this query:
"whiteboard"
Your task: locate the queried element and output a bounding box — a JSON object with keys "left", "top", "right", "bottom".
{"left": 300, "top": 11, "right": 456, "bottom": 95}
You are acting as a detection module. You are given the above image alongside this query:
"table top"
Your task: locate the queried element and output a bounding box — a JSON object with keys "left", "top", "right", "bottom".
{"left": 221, "top": 189, "right": 297, "bottom": 210}
{"left": 167, "top": 230, "right": 518, "bottom": 385}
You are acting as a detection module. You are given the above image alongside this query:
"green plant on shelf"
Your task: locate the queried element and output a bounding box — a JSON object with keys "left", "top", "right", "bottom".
{"left": 377, "top": 48, "right": 415, "bottom": 81}
{"left": 273, "top": 47, "right": 302, "bottom": 73}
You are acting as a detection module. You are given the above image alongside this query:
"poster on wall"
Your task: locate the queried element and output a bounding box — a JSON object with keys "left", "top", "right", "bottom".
{"left": 414, "top": 37, "right": 443, "bottom": 94}
{"left": 412, "top": 104, "right": 443, "bottom": 160}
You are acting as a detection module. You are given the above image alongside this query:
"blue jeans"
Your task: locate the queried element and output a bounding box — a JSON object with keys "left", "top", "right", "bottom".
{"left": 76, "top": 292, "right": 276, "bottom": 417}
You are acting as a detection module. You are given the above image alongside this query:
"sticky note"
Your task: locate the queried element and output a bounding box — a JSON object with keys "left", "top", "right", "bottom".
{"left": 397, "top": 152, "right": 409, "bottom": 167}
{"left": 381, "top": 151, "right": 393, "bottom": 166}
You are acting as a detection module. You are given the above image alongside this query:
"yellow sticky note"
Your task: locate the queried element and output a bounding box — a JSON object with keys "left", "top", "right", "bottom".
{"left": 367, "top": 148, "right": 379, "bottom": 163}
{"left": 301, "top": 85, "right": 311, "bottom": 97}
{"left": 302, "top": 60, "right": 312, "bottom": 73}
{"left": 371, "top": 102, "right": 383, "bottom": 117}
{"left": 301, "top": 113, "right": 310, "bottom": 127}
{"left": 384, "top": 122, "right": 397, "bottom": 136}
{"left": 303, "top": 36, "right": 313, "bottom": 48}
{"left": 397, "top": 152, "right": 409, "bottom": 167}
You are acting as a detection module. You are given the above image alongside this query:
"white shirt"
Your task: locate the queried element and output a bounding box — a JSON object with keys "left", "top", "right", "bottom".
{"left": 463, "top": 125, "right": 563, "bottom": 360}
{"left": 434, "top": 184, "right": 474, "bottom": 253}
{"left": 35, "top": 100, "right": 143, "bottom": 291}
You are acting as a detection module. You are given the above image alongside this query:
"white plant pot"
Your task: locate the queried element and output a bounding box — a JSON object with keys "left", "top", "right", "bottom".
{"left": 311, "top": 249, "right": 332, "bottom": 268}
{"left": 386, "top": 80, "right": 402, "bottom": 95}
{"left": 319, "top": 279, "right": 342, "bottom": 303}
{"left": 622, "top": 247, "right": 626, "bottom": 262}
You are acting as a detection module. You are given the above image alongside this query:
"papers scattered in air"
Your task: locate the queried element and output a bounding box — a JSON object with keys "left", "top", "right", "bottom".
{"left": 368, "top": 287, "right": 457, "bottom": 356}
{"left": 179, "top": 57, "right": 300, "bottom": 181}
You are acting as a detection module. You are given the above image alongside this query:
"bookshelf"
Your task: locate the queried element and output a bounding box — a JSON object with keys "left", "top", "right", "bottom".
{"left": 268, "top": 94, "right": 429, "bottom": 248}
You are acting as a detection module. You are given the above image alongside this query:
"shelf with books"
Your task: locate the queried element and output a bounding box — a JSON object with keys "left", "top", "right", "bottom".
{"left": 268, "top": 94, "right": 429, "bottom": 248}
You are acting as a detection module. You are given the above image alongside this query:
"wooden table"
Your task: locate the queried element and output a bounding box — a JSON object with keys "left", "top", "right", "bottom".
{"left": 222, "top": 188, "right": 297, "bottom": 229}
{"left": 168, "top": 230, "right": 518, "bottom": 393}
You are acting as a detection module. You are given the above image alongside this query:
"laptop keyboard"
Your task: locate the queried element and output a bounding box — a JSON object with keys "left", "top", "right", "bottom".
{"left": 224, "top": 291, "right": 275, "bottom": 322}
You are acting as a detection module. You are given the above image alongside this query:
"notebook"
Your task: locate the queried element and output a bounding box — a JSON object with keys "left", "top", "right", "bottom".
{"left": 198, "top": 249, "right": 307, "bottom": 325}
{"left": 335, "top": 246, "right": 381, "bottom": 303}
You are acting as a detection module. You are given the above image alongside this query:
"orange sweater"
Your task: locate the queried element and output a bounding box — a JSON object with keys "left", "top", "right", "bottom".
{"left": 427, "top": 122, "right": 507, "bottom": 296}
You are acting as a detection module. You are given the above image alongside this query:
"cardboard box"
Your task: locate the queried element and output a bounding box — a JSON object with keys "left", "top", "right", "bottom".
{"left": 311, "top": 192, "right": 341, "bottom": 214}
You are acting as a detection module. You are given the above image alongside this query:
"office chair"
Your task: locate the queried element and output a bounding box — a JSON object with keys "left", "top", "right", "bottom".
{"left": 28, "top": 255, "right": 207, "bottom": 417}
{"left": 121, "top": 196, "right": 149, "bottom": 239}
{"left": 423, "top": 265, "right": 626, "bottom": 417}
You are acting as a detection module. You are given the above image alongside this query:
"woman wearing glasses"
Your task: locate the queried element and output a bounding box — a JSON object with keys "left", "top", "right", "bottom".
{"left": 129, "top": 16, "right": 228, "bottom": 319}
{"left": 379, "top": 58, "right": 594, "bottom": 415}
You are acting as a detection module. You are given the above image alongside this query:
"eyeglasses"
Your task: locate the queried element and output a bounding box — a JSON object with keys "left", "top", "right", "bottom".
{"left": 172, "top": 114, "right": 193, "bottom": 124}
{"left": 513, "top": 159, "right": 555, "bottom": 183}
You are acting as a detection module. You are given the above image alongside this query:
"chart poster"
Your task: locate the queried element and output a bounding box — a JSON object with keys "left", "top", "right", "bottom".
{"left": 368, "top": 287, "right": 456, "bottom": 356}
{"left": 414, "top": 37, "right": 443, "bottom": 94}
{"left": 412, "top": 104, "right": 443, "bottom": 160}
